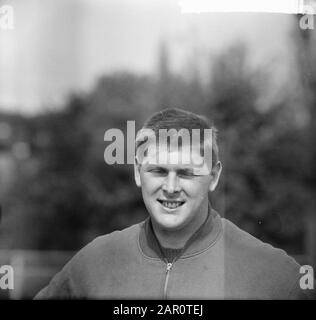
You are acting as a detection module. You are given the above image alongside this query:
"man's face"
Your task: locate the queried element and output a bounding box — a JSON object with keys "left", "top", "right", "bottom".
{"left": 134, "top": 142, "right": 220, "bottom": 233}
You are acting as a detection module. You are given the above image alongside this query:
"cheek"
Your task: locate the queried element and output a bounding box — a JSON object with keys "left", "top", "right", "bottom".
{"left": 140, "top": 176, "right": 162, "bottom": 194}
{"left": 182, "top": 179, "right": 210, "bottom": 198}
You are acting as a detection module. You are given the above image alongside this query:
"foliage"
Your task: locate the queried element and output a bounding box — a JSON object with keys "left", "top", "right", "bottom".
{"left": 1, "top": 40, "right": 315, "bottom": 254}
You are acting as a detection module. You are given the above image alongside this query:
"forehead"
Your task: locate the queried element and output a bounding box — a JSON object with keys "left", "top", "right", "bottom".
{"left": 137, "top": 141, "right": 212, "bottom": 175}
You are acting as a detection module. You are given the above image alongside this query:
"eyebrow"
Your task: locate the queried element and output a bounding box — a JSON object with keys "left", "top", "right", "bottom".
{"left": 177, "top": 168, "right": 194, "bottom": 174}
{"left": 145, "top": 165, "right": 167, "bottom": 171}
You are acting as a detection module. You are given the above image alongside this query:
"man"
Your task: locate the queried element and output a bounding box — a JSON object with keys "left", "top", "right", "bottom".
{"left": 35, "top": 108, "right": 314, "bottom": 299}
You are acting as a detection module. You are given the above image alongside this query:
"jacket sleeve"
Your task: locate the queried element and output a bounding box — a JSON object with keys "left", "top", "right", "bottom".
{"left": 287, "top": 274, "right": 315, "bottom": 300}
{"left": 34, "top": 235, "right": 109, "bottom": 299}
{"left": 34, "top": 268, "right": 74, "bottom": 299}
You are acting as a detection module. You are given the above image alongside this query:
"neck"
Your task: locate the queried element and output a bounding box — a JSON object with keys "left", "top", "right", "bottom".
{"left": 151, "top": 201, "right": 209, "bottom": 249}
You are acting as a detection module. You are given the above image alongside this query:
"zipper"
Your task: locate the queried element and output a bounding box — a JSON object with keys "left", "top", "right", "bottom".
{"left": 163, "top": 261, "right": 174, "bottom": 299}
{"left": 150, "top": 204, "right": 211, "bottom": 299}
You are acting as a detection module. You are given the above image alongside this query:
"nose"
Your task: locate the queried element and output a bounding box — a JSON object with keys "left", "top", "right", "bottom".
{"left": 162, "top": 171, "right": 180, "bottom": 194}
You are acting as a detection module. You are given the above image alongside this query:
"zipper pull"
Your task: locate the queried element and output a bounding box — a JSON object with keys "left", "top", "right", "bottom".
{"left": 166, "top": 263, "right": 173, "bottom": 273}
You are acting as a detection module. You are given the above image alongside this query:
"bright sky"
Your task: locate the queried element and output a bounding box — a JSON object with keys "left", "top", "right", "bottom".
{"left": 0, "top": 0, "right": 306, "bottom": 114}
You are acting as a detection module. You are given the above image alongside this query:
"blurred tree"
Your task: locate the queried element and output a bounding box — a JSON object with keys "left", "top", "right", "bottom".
{"left": 2, "top": 34, "right": 314, "bottom": 257}
{"left": 292, "top": 16, "right": 316, "bottom": 266}
{"left": 207, "top": 41, "right": 313, "bottom": 254}
{"left": 3, "top": 96, "right": 96, "bottom": 249}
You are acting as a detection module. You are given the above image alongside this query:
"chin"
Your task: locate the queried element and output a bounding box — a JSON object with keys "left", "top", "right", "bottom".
{"left": 152, "top": 214, "right": 185, "bottom": 231}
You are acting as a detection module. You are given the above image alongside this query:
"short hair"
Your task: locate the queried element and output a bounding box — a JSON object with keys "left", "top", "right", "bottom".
{"left": 136, "top": 108, "right": 219, "bottom": 166}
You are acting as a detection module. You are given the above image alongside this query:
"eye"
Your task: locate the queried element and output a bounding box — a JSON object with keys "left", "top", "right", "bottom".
{"left": 148, "top": 167, "right": 168, "bottom": 176}
{"left": 177, "top": 169, "right": 195, "bottom": 178}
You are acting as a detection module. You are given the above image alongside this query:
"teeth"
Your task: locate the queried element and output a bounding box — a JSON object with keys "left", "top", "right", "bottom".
{"left": 161, "top": 201, "right": 183, "bottom": 209}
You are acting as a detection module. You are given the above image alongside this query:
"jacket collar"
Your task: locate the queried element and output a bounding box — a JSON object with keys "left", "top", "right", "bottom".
{"left": 138, "top": 204, "right": 222, "bottom": 259}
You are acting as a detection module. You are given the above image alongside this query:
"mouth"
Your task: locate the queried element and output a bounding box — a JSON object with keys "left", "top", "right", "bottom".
{"left": 157, "top": 199, "right": 185, "bottom": 210}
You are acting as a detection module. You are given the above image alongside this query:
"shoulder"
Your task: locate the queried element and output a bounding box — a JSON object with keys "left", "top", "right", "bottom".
{"left": 221, "top": 217, "right": 304, "bottom": 298}
{"left": 71, "top": 220, "right": 144, "bottom": 265}
{"left": 34, "top": 221, "right": 144, "bottom": 299}
{"left": 222, "top": 218, "right": 284, "bottom": 253}
{"left": 86, "top": 221, "right": 143, "bottom": 250}
{"left": 221, "top": 217, "right": 299, "bottom": 271}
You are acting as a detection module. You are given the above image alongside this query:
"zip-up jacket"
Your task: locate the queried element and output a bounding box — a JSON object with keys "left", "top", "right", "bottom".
{"left": 35, "top": 209, "right": 312, "bottom": 299}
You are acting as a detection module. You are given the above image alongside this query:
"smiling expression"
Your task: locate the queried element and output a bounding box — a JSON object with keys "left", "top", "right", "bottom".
{"left": 134, "top": 143, "right": 220, "bottom": 234}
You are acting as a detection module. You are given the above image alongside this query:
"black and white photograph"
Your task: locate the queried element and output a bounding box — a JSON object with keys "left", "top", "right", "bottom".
{"left": 0, "top": 0, "right": 315, "bottom": 303}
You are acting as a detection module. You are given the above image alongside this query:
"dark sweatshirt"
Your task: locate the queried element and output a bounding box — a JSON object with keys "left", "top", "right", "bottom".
{"left": 35, "top": 209, "right": 314, "bottom": 299}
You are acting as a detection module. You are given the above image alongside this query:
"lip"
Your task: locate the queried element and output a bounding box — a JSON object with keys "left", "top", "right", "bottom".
{"left": 157, "top": 199, "right": 186, "bottom": 211}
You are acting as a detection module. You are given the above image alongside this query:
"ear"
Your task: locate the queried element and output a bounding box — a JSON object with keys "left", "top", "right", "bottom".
{"left": 209, "top": 161, "right": 222, "bottom": 192}
{"left": 134, "top": 158, "right": 141, "bottom": 187}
